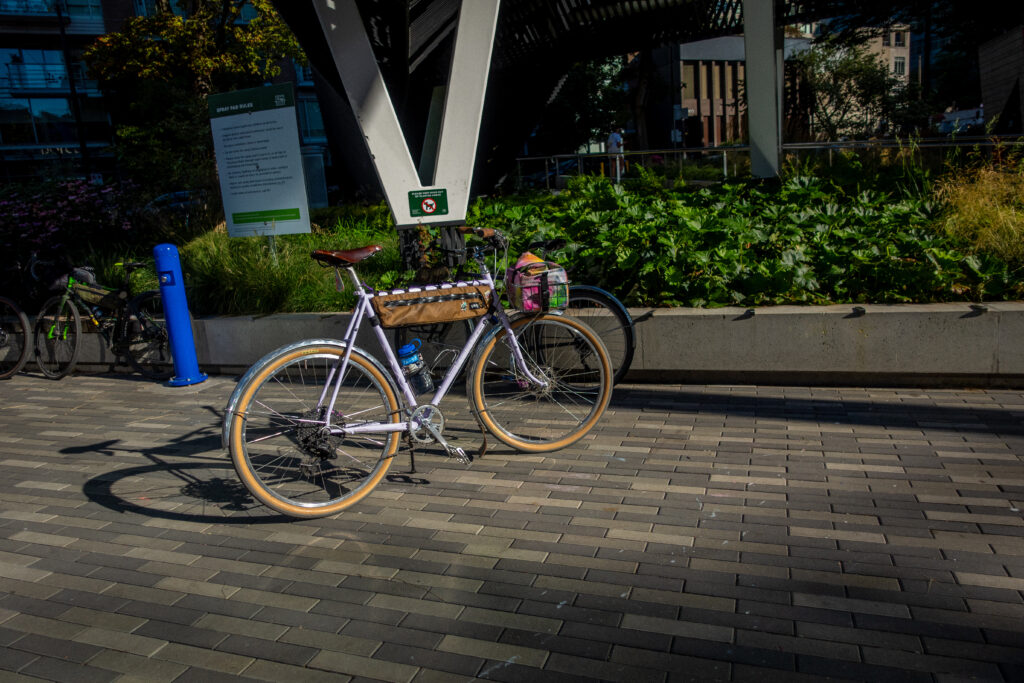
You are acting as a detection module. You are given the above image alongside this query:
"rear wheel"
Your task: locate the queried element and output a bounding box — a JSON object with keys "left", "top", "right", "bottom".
{"left": 0, "top": 296, "right": 30, "bottom": 380}
{"left": 125, "top": 291, "right": 173, "bottom": 380}
{"left": 565, "top": 285, "right": 635, "bottom": 384}
{"left": 468, "top": 314, "right": 611, "bottom": 452}
{"left": 228, "top": 344, "right": 402, "bottom": 518}
{"left": 35, "top": 296, "right": 81, "bottom": 379}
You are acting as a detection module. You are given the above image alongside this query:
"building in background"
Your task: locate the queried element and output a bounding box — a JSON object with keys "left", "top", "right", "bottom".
{"left": 979, "top": 25, "right": 1023, "bottom": 134}
{"left": 646, "top": 23, "right": 917, "bottom": 149}
{"left": 0, "top": 0, "right": 133, "bottom": 180}
{"left": 0, "top": 1, "right": 329, "bottom": 203}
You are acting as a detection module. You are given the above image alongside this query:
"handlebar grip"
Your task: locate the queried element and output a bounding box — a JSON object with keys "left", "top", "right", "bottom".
{"left": 457, "top": 225, "right": 501, "bottom": 240}
{"left": 457, "top": 225, "right": 493, "bottom": 238}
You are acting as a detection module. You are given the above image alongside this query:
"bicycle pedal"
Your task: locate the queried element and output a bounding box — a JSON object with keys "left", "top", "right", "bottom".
{"left": 445, "top": 445, "right": 470, "bottom": 464}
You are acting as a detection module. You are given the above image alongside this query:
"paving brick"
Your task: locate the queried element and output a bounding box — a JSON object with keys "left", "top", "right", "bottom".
{"left": 376, "top": 642, "right": 483, "bottom": 677}
{"left": 17, "top": 655, "right": 119, "bottom": 683}
{"left": 153, "top": 642, "right": 254, "bottom": 675}
{"left": 308, "top": 650, "right": 419, "bottom": 682}
{"left": 8, "top": 632, "right": 104, "bottom": 663}
{"left": 6, "top": 376, "right": 1024, "bottom": 682}
{"left": 543, "top": 651, "right": 663, "bottom": 683}
{"left": 214, "top": 634, "right": 318, "bottom": 666}
{"left": 87, "top": 649, "right": 189, "bottom": 682}
{"left": 240, "top": 658, "right": 348, "bottom": 683}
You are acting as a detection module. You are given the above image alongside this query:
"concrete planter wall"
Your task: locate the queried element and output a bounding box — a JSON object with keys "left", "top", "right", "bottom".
{"left": 72, "top": 301, "right": 1024, "bottom": 387}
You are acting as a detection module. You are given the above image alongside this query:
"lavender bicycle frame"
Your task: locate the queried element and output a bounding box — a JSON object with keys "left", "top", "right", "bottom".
{"left": 318, "top": 262, "right": 547, "bottom": 439}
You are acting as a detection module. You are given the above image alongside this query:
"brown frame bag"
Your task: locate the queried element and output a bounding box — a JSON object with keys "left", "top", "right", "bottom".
{"left": 371, "top": 283, "right": 492, "bottom": 328}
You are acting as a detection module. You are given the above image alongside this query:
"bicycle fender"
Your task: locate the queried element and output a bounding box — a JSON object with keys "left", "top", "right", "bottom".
{"left": 221, "top": 338, "right": 393, "bottom": 450}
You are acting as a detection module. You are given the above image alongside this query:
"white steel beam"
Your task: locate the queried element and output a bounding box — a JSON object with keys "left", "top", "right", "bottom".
{"left": 742, "top": 0, "right": 782, "bottom": 177}
{"left": 311, "top": 0, "right": 501, "bottom": 226}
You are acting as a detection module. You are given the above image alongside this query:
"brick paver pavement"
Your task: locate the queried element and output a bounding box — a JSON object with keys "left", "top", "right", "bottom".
{"left": 0, "top": 372, "right": 1023, "bottom": 681}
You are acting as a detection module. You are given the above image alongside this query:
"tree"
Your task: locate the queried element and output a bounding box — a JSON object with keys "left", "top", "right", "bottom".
{"left": 810, "top": 0, "right": 1024, "bottom": 107}
{"left": 525, "top": 57, "right": 630, "bottom": 155}
{"left": 84, "top": 0, "right": 303, "bottom": 193}
{"left": 788, "top": 40, "right": 919, "bottom": 140}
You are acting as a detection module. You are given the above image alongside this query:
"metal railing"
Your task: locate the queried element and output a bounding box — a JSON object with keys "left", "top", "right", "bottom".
{"left": 2, "top": 62, "right": 97, "bottom": 93}
{"left": 515, "top": 146, "right": 750, "bottom": 189}
{"left": 515, "top": 136, "right": 1024, "bottom": 189}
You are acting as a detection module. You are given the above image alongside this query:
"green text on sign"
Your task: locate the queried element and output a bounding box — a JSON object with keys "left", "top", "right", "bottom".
{"left": 409, "top": 189, "right": 449, "bottom": 217}
{"left": 232, "top": 208, "right": 302, "bottom": 224}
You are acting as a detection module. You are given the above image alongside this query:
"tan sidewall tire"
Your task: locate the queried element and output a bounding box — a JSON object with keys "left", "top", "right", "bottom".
{"left": 470, "top": 314, "right": 612, "bottom": 453}
{"left": 230, "top": 345, "right": 400, "bottom": 518}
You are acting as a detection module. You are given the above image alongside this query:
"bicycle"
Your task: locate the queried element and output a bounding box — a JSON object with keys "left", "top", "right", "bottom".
{"left": 0, "top": 295, "right": 30, "bottom": 380}
{"left": 401, "top": 236, "right": 636, "bottom": 385}
{"left": 222, "top": 227, "right": 613, "bottom": 519}
{"left": 33, "top": 260, "right": 173, "bottom": 380}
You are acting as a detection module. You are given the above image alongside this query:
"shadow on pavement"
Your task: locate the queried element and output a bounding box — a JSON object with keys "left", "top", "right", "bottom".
{"left": 610, "top": 385, "right": 1024, "bottom": 438}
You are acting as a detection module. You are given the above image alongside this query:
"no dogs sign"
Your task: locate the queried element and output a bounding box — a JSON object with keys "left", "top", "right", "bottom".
{"left": 408, "top": 188, "right": 449, "bottom": 218}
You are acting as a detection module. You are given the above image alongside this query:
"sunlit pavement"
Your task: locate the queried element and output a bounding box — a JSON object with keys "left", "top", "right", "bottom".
{"left": 0, "top": 371, "right": 1022, "bottom": 681}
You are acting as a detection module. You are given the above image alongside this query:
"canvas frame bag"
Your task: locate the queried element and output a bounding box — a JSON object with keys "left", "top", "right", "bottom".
{"left": 371, "top": 280, "right": 492, "bottom": 328}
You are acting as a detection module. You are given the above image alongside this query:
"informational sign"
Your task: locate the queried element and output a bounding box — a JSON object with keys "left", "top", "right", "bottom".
{"left": 209, "top": 83, "right": 311, "bottom": 237}
{"left": 408, "top": 188, "right": 449, "bottom": 218}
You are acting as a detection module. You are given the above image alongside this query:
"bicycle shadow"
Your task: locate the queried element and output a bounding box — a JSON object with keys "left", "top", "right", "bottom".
{"left": 608, "top": 385, "right": 1024, "bottom": 438}
{"left": 69, "top": 412, "right": 431, "bottom": 524}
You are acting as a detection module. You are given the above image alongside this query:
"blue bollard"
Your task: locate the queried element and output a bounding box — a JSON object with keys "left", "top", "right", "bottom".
{"left": 153, "top": 243, "right": 207, "bottom": 386}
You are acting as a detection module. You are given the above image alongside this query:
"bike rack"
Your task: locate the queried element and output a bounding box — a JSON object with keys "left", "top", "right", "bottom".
{"left": 154, "top": 243, "right": 207, "bottom": 386}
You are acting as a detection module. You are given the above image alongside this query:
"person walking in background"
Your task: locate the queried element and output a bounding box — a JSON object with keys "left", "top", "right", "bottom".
{"left": 607, "top": 127, "right": 624, "bottom": 182}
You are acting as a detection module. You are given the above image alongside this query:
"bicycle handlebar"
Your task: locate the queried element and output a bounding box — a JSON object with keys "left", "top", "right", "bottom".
{"left": 458, "top": 225, "right": 508, "bottom": 252}
{"left": 27, "top": 254, "right": 54, "bottom": 282}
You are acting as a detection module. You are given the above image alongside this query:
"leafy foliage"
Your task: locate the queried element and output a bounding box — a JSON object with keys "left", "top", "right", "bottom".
{"left": 936, "top": 156, "right": 1024, "bottom": 266}
{"left": 468, "top": 168, "right": 1023, "bottom": 307}
{"left": 84, "top": 0, "right": 304, "bottom": 193}
{"left": 178, "top": 204, "right": 403, "bottom": 315}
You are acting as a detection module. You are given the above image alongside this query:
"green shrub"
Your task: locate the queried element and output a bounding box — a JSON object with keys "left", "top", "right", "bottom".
{"left": 936, "top": 164, "right": 1024, "bottom": 267}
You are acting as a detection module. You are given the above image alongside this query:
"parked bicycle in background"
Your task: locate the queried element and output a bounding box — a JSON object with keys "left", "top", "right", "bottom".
{"left": 33, "top": 258, "right": 173, "bottom": 380}
{"left": 0, "top": 295, "right": 30, "bottom": 380}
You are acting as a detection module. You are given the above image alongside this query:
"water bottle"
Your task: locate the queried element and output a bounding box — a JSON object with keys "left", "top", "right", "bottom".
{"left": 396, "top": 339, "right": 434, "bottom": 395}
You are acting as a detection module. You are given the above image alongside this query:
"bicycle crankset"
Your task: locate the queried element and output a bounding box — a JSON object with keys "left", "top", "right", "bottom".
{"left": 407, "top": 405, "right": 469, "bottom": 463}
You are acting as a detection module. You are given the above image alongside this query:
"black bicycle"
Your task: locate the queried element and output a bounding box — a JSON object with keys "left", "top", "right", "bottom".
{"left": 34, "top": 260, "right": 172, "bottom": 380}
{"left": 0, "top": 295, "right": 30, "bottom": 380}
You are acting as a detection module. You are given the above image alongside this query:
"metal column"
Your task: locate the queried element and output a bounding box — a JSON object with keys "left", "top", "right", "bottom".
{"left": 742, "top": 0, "right": 782, "bottom": 177}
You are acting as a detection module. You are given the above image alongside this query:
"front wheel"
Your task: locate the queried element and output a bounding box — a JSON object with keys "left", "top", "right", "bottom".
{"left": 468, "top": 314, "right": 612, "bottom": 452}
{"left": 0, "top": 296, "right": 30, "bottom": 380}
{"left": 228, "top": 344, "right": 402, "bottom": 518}
{"left": 35, "top": 296, "right": 81, "bottom": 379}
{"left": 125, "top": 291, "right": 173, "bottom": 380}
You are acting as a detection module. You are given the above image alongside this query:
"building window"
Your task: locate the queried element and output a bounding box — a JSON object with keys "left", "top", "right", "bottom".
{"left": 894, "top": 32, "right": 905, "bottom": 47}
{"left": 31, "top": 97, "right": 75, "bottom": 143}
{"left": 0, "top": 95, "right": 108, "bottom": 145}
{"left": 882, "top": 32, "right": 890, "bottom": 46}
{"left": 65, "top": 0, "right": 102, "bottom": 17}
{"left": 0, "top": 98, "right": 34, "bottom": 144}
{"left": 298, "top": 99, "right": 326, "bottom": 142}
{"left": 893, "top": 56, "right": 906, "bottom": 76}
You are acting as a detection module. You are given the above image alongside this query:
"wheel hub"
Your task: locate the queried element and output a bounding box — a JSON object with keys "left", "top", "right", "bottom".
{"left": 296, "top": 406, "right": 344, "bottom": 459}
